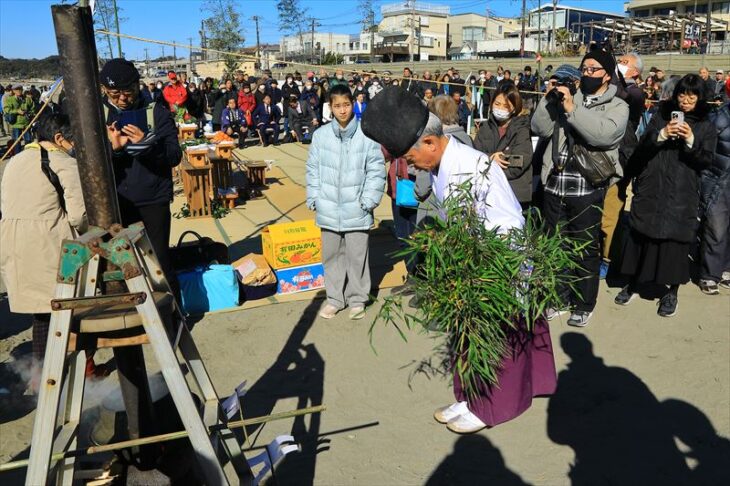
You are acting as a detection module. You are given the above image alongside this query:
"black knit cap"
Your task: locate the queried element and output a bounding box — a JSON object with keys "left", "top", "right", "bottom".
{"left": 99, "top": 58, "right": 140, "bottom": 89}
{"left": 361, "top": 86, "right": 429, "bottom": 157}
{"left": 581, "top": 49, "right": 616, "bottom": 79}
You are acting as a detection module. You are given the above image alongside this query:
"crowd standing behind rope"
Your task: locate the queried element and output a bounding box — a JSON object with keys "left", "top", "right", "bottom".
{"left": 1, "top": 49, "right": 730, "bottom": 396}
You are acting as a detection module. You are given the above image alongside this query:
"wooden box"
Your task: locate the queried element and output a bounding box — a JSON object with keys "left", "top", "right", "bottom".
{"left": 181, "top": 158, "right": 213, "bottom": 218}
{"left": 178, "top": 125, "right": 197, "bottom": 141}
{"left": 214, "top": 142, "right": 236, "bottom": 160}
{"left": 185, "top": 148, "right": 209, "bottom": 168}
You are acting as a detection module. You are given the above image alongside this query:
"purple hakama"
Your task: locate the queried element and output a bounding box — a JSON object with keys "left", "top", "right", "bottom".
{"left": 453, "top": 318, "right": 557, "bottom": 427}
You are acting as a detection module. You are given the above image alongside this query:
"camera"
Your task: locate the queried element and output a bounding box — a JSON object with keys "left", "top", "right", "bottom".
{"left": 545, "top": 77, "right": 577, "bottom": 106}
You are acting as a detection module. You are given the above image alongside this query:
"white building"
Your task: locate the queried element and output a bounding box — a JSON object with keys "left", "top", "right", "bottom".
{"left": 280, "top": 32, "right": 351, "bottom": 60}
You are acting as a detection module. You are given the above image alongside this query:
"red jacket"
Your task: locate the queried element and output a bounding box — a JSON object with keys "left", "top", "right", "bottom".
{"left": 382, "top": 146, "right": 410, "bottom": 199}
{"left": 163, "top": 82, "right": 188, "bottom": 111}
{"left": 237, "top": 91, "right": 256, "bottom": 113}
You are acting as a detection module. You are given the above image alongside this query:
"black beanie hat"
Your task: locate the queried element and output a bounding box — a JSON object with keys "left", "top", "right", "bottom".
{"left": 581, "top": 49, "right": 615, "bottom": 79}
{"left": 99, "top": 58, "right": 140, "bottom": 89}
{"left": 361, "top": 86, "right": 429, "bottom": 157}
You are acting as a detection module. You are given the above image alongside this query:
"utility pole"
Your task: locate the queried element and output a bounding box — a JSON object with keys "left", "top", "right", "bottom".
{"left": 173, "top": 41, "right": 177, "bottom": 71}
{"left": 707, "top": 0, "right": 713, "bottom": 49}
{"left": 369, "top": 10, "right": 375, "bottom": 63}
{"left": 112, "top": 0, "right": 122, "bottom": 57}
{"left": 519, "top": 0, "right": 527, "bottom": 57}
{"left": 309, "top": 18, "right": 320, "bottom": 65}
{"left": 538, "top": 0, "right": 542, "bottom": 54}
{"left": 187, "top": 37, "right": 194, "bottom": 75}
{"left": 409, "top": 0, "right": 416, "bottom": 62}
{"left": 252, "top": 16, "right": 261, "bottom": 70}
{"left": 144, "top": 47, "right": 149, "bottom": 77}
{"left": 199, "top": 20, "right": 207, "bottom": 61}
{"left": 552, "top": 0, "right": 558, "bottom": 54}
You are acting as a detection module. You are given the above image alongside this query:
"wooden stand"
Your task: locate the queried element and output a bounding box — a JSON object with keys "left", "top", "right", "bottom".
{"left": 181, "top": 157, "right": 213, "bottom": 218}
{"left": 214, "top": 143, "right": 236, "bottom": 160}
{"left": 178, "top": 125, "right": 197, "bottom": 141}
{"left": 185, "top": 148, "right": 209, "bottom": 168}
{"left": 26, "top": 225, "right": 254, "bottom": 486}
{"left": 244, "top": 160, "right": 268, "bottom": 188}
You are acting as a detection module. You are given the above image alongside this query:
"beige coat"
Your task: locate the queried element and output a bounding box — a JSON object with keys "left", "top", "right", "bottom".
{"left": 0, "top": 144, "right": 86, "bottom": 313}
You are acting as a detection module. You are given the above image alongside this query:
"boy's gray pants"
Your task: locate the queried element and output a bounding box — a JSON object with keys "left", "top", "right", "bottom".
{"left": 321, "top": 229, "right": 370, "bottom": 309}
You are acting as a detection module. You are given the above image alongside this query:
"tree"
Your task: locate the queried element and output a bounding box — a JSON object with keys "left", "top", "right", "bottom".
{"left": 277, "top": 0, "right": 308, "bottom": 56}
{"left": 202, "top": 0, "right": 246, "bottom": 76}
{"left": 359, "top": 0, "right": 378, "bottom": 62}
{"left": 93, "top": 0, "right": 126, "bottom": 59}
{"left": 555, "top": 28, "right": 570, "bottom": 55}
{"left": 322, "top": 51, "right": 344, "bottom": 65}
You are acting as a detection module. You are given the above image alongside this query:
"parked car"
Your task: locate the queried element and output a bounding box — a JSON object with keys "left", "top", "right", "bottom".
{"left": 272, "top": 63, "right": 288, "bottom": 69}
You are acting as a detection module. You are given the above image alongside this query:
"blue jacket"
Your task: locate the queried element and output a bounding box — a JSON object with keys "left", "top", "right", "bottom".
{"left": 221, "top": 107, "right": 246, "bottom": 130}
{"left": 704, "top": 103, "right": 730, "bottom": 211}
{"left": 253, "top": 103, "right": 280, "bottom": 127}
{"left": 306, "top": 117, "right": 385, "bottom": 231}
{"left": 353, "top": 101, "right": 367, "bottom": 121}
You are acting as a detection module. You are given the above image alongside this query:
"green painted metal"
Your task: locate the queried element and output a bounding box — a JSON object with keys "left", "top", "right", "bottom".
{"left": 105, "top": 236, "right": 142, "bottom": 278}
{"left": 57, "top": 241, "right": 93, "bottom": 283}
{"left": 103, "top": 270, "right": 125, "bottom": 282}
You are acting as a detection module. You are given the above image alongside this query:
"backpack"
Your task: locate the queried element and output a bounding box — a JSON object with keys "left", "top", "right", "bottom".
{"left": 4, "top": 112, "right": 17, "bottom": 125}
{"left": 40, "top": 147, "right": 66, "bottom": 213}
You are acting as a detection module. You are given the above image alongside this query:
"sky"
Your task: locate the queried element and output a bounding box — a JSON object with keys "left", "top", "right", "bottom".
{"left": 0, "top": 0, "right": 627, "bottom": 60}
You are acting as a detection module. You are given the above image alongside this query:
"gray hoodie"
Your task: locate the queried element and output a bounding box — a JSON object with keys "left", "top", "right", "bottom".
{"left": 531, "top": 83, "right": 629, "bottom": 186}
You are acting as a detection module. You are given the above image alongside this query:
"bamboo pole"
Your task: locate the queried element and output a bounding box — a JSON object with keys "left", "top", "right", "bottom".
{"left": 0, "top": 405, "right": 326, "bottom": 473}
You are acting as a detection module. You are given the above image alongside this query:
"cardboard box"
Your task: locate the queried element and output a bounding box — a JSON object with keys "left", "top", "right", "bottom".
{"left": 232, "top": 253, "right": 276, "bottom": 286}
{"left": 275, "top": 263, "right": 325, "bottom": 294}
{"left": 261, "top": 220, "right": 322, "bottom": 270}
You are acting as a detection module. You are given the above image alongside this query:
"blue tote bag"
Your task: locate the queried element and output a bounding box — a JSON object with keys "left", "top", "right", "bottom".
{"left": 395, "top": 158, "right": 419, "bottom": 208}
{"left": 178, "top": 264, "right": 239, "bottom": 314}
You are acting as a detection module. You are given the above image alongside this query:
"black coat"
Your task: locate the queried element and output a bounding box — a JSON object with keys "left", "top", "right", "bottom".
{"left": 281, "top": 81, "right": 301, "bottom": 102}
{"left": 212, "top": 89, "right": 236, "bottom": 126}
{"left": 186, "top": 89, "right": 206, "bottom": 119}
{"left": 104, "top": 97, "right": 182, "bottom": 207}
{"left": 703, "top": 102, "right": 730, "bottom": 210}
{"left": 473, "top": 115, "right": 534, "bottom": 203}
{"left": 628, "top": 104, "right": 716, "bottom": 242}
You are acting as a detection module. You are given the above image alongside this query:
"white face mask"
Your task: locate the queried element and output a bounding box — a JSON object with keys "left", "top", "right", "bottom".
{"left": 156, "top": 83, "right": 162, "bottom": 89}
{"left": 618, "top": 63, "right": 630, "bottom": 78}
{"left": 492, "top": 108, "right": 511, "bottom": 122}
{"left": 479, "top": 74, "right": 486, "bottom": 80}
{"left": 373, "top": 81, "right": 380, "bottom": 86}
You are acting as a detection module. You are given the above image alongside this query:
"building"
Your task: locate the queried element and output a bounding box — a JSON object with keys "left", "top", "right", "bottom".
{"left": 447, "top": 12, "right": 522, "bottom": 59}
{"left": 528, "top": 3, "right": 626, "bottom": 51}
{"left": 376, "top": 1, "right": 450, "bottom": 61}
{"left": 344, "top": 31, "right": 384, "bottom": 62}
{"left": 280, "top": 32, "right": 352, "bottom": 61}
{"left": 626, "top": 0, "right": 730, "bottom": 21}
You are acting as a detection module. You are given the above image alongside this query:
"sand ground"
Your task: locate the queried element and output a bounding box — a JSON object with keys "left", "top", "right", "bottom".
{"left": 1, "top": 142, "right": 728, "bottom": 485}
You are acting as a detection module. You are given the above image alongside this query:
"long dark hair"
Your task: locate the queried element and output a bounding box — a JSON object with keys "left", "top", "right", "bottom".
{"left": 662, "top": 73, "right": 710, "bottom": 120}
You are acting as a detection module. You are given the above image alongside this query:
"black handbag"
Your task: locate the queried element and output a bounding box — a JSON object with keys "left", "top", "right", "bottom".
{"left": 169, "top": 231, "right": 229, "bottom": 272}
{"left": 571, "top": 142, "right": 617, "bottom": 186}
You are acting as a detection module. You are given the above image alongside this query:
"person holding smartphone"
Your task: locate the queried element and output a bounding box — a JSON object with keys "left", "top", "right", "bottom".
{"left": 616, "top": 74, "right": 716, "bottom": 317}
{"left": 99, "top": 58, "right": 181, "bottom": 296}
{"left": 473, "top": 82, "right": 534, "bottom": 209}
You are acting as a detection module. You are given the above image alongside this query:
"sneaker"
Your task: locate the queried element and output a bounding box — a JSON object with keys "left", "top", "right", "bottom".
{"left": 318, "top": 303, "right": 340, "bottom": 319}
{"left": 348, "top": 305, "right": 366, "bottom": 320}
{"left": 408, "top": 294, "right": 422, "bottom": 308}
{"left": 658, "top": 293, "right": 678, "bottom": 317}
{"left": 614, "top": 285, "right": 638, "bottom": 305}
{"left": 446, "top": 410, "right": 488, "bottom": 434}
{"left": 567, "top": 311, "right": 593, "bottom": 327}
{"left": 545, "top": 307, "right": 570, "bottom": 321}
{"left": 719, "top": 272, "right": 730, "bottom": 290}
{"left": 391, "top": 282, "right": 416, "bottom": 297}
{"left": 433, "top": 401, "right": 469, "bottom": 424}
{"left": 599, "top": 260, "right": 609, "bottom": 280}
{"left": 699, "top": 279, "right": 720, "bottom": 295}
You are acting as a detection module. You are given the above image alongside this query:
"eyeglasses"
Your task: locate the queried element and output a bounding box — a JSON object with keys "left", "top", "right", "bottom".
{"left": 580, "top": 66, "right": 605, "bottom": 75}
{"left": 106, "top": 88, "right": 136, "bottom": 99}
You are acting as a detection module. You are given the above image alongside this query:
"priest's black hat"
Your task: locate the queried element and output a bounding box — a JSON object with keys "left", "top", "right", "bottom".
{"left": 361, "top": 86, "right": 429, "bottom": 157}
{"left": 99, "top": 58, "right": 140, "bottom": 89}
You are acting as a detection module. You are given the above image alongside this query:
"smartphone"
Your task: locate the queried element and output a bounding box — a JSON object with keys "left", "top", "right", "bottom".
{"left": 671, "top": 111, "right": 684, "bottom": 125}
{"left": 118, "top": 109, "right": 149, "bottom": 133}
{"left": 505, "top": 155, "right": 524, "bottom": 168}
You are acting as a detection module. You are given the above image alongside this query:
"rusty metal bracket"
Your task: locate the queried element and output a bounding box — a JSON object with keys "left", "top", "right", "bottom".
{"left": 50, "top": 292, "right": 147, "bottom": 311}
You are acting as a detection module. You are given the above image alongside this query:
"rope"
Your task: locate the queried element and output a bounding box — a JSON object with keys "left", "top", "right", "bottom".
{"left": 0, "top": 79, "right": 65, "bottom": 164}
{"left": 95, "top": 30, "right": 548, "bottom": 96}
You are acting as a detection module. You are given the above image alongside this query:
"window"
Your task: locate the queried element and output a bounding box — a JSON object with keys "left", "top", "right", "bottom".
{"left": 687, "top": 4, "right": 709, "bottom": 14}
{"left": 655, "top": 7, "right": 673, "bottom": 15}
{"left": 713, "top": 2, "right": 730, "bottom": 13}
{"left": 498, "top": 26, "right": 503, "bottom": 34}
{"left": 420, "top": 16, "right": 430, "bottom": 27}
{"left": 633, "top": 9, "right": 650, "bottom": 17}
{"left": 463, "top": 26, "right": 486, "bottom": 42}
{"left": 363, "top": 43, "right": 368, "bottom": 50}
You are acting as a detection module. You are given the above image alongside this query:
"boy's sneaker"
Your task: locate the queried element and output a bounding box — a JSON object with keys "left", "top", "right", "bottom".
{"left": 545, "top": 307, "right": 570, "bottom": 321}
{"left": 599, "top": 260, "right": 609, "bottom": 280}
{"left": 699, "top": 279, "right": 720, "bottom": 295}
{"left": 348, "top": 305, "right": 366, "bottom": 320}
{"left": 720, "top": 271, "right": 730, "bottom": 290}
{"left": 658, "top": 293, "right": 678, "bottom": 317}
{"left": 318, "top": 303, "right": 340, "bottom": 319}
{"left": 567, "top": 311, "right": 593, "bottom": 328}
{"left": 615, "top": 286, "right": 638, "bottom": 305}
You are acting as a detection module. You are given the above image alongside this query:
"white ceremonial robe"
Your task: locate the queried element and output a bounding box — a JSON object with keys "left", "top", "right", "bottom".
{"left": 431, "top": 136, "right": 525, "bottom": 232}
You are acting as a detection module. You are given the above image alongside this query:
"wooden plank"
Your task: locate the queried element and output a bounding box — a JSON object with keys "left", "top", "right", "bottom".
{"left": 26, "top": 283, "right": 77, "bottom": 486}
{"left": 126, "top": 274, "right": 235, "bottom": 485}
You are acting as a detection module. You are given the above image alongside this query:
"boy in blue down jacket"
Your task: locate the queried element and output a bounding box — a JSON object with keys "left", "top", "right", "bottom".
{"left": 306, "top": 85, "right": 385, "bottom": 320}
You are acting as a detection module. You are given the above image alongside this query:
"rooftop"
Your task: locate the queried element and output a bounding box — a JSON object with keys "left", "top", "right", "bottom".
{"left": 381, "top": 2, "right": 450, "bottom": 17}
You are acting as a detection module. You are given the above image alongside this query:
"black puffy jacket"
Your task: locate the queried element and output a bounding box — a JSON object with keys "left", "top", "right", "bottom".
{"left": 703, "top": 103, "right": 730, "bottom": 211}
{"left": 628, "top": 103, "right": 716, "bottom": 243}
{"left": 104, "top": 97, "right": 182, "bottom": 208}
